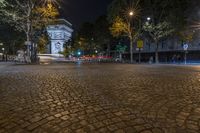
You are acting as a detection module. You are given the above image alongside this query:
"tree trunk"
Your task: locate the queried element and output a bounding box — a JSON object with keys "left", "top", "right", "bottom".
{"left": 26, "top": 7, "right": 32, "bottom": 63}
{"left": 130, "top": 40, "right": 133, "bottom": 63}
{"left": 155, "top": 41, "right": 159, "bottom": 64}
{"left": 26, "top": 2, "right": 35, "bottom": 63}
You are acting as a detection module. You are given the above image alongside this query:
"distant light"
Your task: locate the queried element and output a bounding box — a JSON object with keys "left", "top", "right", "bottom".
{"left": 95, "top": 50, "right": 98, "bottom": 53}
{"left": 77, "top": 52, "right": 81, "bottom": 55}
{"left": 147, "top": 17, "right": 151, "bottom": 21}
{"left": 129, "top": 11, "right": 134, "bottom": 16}
{"left": 2, "top": 48, "right": 5, "bottom": 51}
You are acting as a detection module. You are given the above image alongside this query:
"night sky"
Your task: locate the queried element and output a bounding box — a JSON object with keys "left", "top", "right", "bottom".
{"left": 60, "top": 0, "right": 113, "bottom": 28}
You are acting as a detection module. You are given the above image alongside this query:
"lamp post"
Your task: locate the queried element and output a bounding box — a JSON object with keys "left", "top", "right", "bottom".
{"left": 129, "top": 11, "right": 134, "bottom": 63}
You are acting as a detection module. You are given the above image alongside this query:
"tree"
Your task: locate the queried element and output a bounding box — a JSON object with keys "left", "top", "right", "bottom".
{"left": 140, "top": 0, "right": 188, "bottom": 63}
{"left": 37, "top": 31, "right": 50, "bottom": 54}
{"left": 32, "top": 3, "right": 59, "bottom": 56}
{"left": 0, "top": 24, "right": 25, "bottom": 54}
{"left": 0, "top": 0, "right": 59, "bottom": 62}
{"left": 143, "top": 21, "right": 174, "bottom": 63}
{"left": 60, "top": 41, "right": 75, "bottom": 58}
{"left": 178, "top": 29, "right": 194, "bottom": 45}
{"left": 76, "top": 16, "right": 112, "bottom": 56}
{"left": 107, "top": 0, "right": 141, "bottom": 24}
{"left": 110, "top": 16, "right": 140, "bottom": 63}
{"left": 93, "top": 15, "right": 111, "bottom": 55}
{"left": 107, "top": 0, "right": 128, "bottom": 23}
{"left": 76, "top": 22, "right": 96, "bottom": 55}
{"left": 108, "top": 0, "right": 141, "bottom": 63}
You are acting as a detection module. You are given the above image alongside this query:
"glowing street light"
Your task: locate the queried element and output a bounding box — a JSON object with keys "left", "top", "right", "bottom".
{"left": 129, "top": 11, "right": 134, "bottom": 16}
{"left": 77, "top": 51, "right": 81, "bottom": 56}
{"left": 147, "top": 17, "right": 151, "bottom": 21}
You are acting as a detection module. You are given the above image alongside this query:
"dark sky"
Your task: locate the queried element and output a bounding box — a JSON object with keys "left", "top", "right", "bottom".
{"left": 60, "top": 0, "right": 113, "bottom": 28}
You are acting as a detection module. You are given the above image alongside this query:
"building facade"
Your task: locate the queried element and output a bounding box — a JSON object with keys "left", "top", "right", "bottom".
{"left": 47, "top": 19, "right": 73, "bottom": 55}
{"left": 119, "top": 31, "right": 200, "bottom": 63}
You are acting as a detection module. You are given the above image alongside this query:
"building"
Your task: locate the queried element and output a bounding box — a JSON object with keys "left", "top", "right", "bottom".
{"left": 47, "top": 19, "right": 73, "bottom": 55}
{"left": 128, "top": 31, "right": 200, "bottom": 63}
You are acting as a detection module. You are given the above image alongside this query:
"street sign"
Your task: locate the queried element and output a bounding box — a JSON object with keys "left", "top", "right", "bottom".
{"left": 183, "top": 44, "right": 188, "bottom": 51}
{"left": 137, "top": 40, "right": 144, "bottom": 48}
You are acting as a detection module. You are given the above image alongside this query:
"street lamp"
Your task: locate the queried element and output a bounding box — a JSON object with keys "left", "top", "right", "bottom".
{"left": 147, "top": 17, "right": 151, "bottom": 21}
{"left": 77, "top": 51, "right": 81, "bottom": 56}
{"left": 129, "top": 11, "right": 134, "bottom": 16}
{"left": 128, "top": 11, "right": 135, "bottom": 63}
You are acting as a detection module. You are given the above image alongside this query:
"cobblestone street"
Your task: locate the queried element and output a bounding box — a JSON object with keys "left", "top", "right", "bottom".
{"left": 1, "top": 63, "right": 200, "bottom": 133}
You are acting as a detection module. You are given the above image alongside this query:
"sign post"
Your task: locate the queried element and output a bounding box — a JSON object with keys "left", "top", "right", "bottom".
{"left": 137, "top": 40, "right": 144, "bottom": 63}
{"left": 183, "top": 43, "right": 188, "bottom": 65}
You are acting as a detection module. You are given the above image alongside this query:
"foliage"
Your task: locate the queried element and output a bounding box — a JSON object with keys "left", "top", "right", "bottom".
{"left": 78, "top": 22, "right": 94, "bottom": 39}
{"left": 110, "top": 17, "right": 128, "bottom": 37}
{"left": 93, "top": 15, "right": 111, "bottom": 52}
{"left": 178, "top": 29, "right": 194, "bottom": 43}
{"left": 59, "top": 39, "right": 74, "bottom": 57}
{"left": 143, "top": 21, "right": 174, "bottom": 63}
{"left": 107, "top": 0, "right": 127, "bottom": 23}
{"left": 143, "top": 21, "right": 174, "bottom": 42}
{"left": 110, "top": 16, "right": 140, "bottom": 43}
{"left": 34, "top": 3, "right": 59, "bottom": 28}
{"left": 0, "top": 0, "right": 59, "bottom": 49}
{"left": 140, "top": 0, "right": 189, "bottom": 32}
{"left": 75, "top": 20, "right": 111, "bottom": 55}
{"left": 37, "top": 31, "right": 50, "bottom": 54}
{"left": 0, "top": 24, "right": 25, "bottom": 43}
{"left": 0, "top": 24, "right": 25, "bottom": 54}
{"left": 110, "top": 16, "right": 140, "bottom": 63}
{"left": 60, "top": 46, "right": 74, "bottom": 57}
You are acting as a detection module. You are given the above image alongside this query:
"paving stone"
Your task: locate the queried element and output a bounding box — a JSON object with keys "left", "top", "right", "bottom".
{"left": 0, "top": 64, "right": 200, "bottom": 132}
{"left": 26, "top": 123, "right": 40, "bottom": 131}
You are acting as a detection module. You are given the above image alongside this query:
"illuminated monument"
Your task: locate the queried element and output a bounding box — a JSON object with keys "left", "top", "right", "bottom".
{"left": 47, "top": 19, "right": 73, "bottom": 55}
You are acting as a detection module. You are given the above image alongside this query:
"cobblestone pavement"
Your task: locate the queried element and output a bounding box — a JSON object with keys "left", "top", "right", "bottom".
{"left": 1, "top": 64, "right": 200, "bottom": 133}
